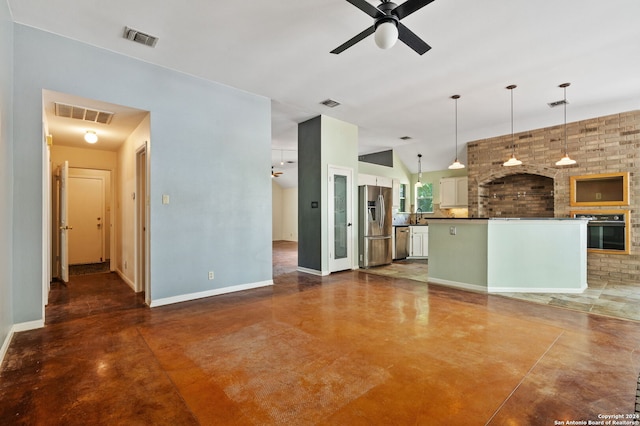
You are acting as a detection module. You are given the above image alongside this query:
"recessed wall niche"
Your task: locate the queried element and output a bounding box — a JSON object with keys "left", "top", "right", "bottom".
{"left": 570, "top": 172, "right": 629, "bottom": 206}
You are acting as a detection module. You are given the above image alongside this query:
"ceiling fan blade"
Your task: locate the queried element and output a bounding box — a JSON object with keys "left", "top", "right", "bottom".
{"left": 393, "top": 0, "right": 436, "bottom": 20}
{"left": 397, "top": 23, "right": 431, "bottom": 55}
{"left": 330, "top": 26, "right": 375, "bottom": 54}
{"left": 346, "top": 0, "right": 384, "bottom": 18}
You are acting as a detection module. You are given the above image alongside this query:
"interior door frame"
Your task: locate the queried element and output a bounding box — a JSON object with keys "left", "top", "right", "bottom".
{"left": 328, "top": 165, "right": 354, "bottom": 273}
{"left": 136, "top": 142, "right": 150, "bottom": 304}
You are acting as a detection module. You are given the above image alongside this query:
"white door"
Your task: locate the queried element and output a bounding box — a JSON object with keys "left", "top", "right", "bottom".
{"left": 329, "top": 166, "right": 353, "bottom": 272}
{"left": 68, "top": 175, "right": 104, "bottom": 264}
{"left": 59, "top": 161, "right": 70, "bottom": 283}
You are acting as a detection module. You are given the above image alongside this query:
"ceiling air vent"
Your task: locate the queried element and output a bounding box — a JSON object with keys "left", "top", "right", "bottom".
{"left": 548, "top": 99, "right": 568, "bottom": 108}
{"left": 123, "top": 26, "right": 158, "bottom": 47}
{"left": 320, "top": 99, "right": 341, "bottom": 108}
{"left": 54, "top": 103, "right": 114, "bottom": 124}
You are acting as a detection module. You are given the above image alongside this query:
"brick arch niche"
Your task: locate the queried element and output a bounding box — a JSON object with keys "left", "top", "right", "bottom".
{"left": 472, "top": 166, "right": 559, "bottom": 218}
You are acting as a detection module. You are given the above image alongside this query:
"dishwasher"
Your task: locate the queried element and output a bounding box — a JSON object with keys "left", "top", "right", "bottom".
{"left": 394, "top": 226, "right": 409, "bottom": 260}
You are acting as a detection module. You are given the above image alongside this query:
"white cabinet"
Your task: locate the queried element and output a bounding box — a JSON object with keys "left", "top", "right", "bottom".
{"left": 392, "top": 179, "right": 400, "bottom": 208}
{"left": 358, "top": 174, "right": 393, "bottom": 188}
{"left": 439, "top": 177, "right": 468, "bottom": 208}
{"left": 409, "top": 226, "right": 428, "bottom": 258}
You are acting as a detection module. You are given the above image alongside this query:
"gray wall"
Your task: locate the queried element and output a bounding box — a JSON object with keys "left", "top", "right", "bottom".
{"left": 11, "top": 24, "right": 272, "bottom": 321}
{"left": 297, "top": 116, "right": 322, "bottom": 271}
{"left": 0, "top": 0, "right": 14, "bottom": 346}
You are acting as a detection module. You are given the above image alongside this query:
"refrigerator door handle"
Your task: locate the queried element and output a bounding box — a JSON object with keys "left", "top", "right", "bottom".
{"left": 378, "top": 192, "right": 385, "bottom": 231}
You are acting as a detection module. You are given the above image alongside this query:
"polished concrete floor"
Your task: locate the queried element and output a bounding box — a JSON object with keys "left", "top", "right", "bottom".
{"left": 366, "top": 256, "right": 640, "bottom": 322}
{"left": 1, "top": 240, "right": 640, "bottom": 425}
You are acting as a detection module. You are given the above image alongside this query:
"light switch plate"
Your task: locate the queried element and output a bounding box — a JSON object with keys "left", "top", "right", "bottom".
{"left": 162, "top": 194, "right": 170, "bottom": 204}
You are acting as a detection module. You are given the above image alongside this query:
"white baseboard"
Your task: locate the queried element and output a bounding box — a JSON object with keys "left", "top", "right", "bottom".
{"left": 488, "top": 283, "right": 588, "bottom": 294}
{"left": 150, "top": 280, "right": 273, "bottom": 308}
{"left": 428, "top": 278, "right": 488, "bottom": 293}
{"left": 1, "top": 319, "right": 45, "bottom": 367}
{"left": 115, "top": 268, "right": 136, "bottom": 291}
{"left": 297, "top": 267, "right": 329, "bottom": 276}
{"left": 0, "top": 328, "right": 14, "bottom": 368}
{"left": 13, "top": 319, "right": 45, "bottom": 332}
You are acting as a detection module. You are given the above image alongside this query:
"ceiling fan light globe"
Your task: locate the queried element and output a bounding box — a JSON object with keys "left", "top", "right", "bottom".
{"left": 374, "top": 21, "right": 398, "bottom": 49}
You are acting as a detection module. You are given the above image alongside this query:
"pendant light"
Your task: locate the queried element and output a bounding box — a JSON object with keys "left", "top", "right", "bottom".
{"left": 415, "top": 154, "right": 423, "bottom": 187}
{"left": 555, "top": 82, "right": 577, "bottom": 166}
{"left": 448, "top": 95, "right": 465, "bottom": 169}
{"left": 503, "top": 85, "right": 522, "bottom": 167}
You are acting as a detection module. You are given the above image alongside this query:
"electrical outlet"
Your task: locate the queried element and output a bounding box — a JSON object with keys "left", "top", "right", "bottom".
{"left": 449, "top": 226, "right": 457, "bottom": 236}
{"left": 208, "top": 271, "right": 214, "bottom": 280}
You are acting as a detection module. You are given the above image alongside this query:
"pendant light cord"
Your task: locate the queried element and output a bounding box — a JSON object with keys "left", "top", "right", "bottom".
{"left": 563, "top": 85, "right": 568, "bottom": 154}
{"left": 510, "top": 87, "right": 514, "bottom": 155}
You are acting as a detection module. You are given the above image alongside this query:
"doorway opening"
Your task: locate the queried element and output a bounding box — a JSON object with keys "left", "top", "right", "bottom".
{"left": 43, "top": 89, "right": 151, "bottom": 318}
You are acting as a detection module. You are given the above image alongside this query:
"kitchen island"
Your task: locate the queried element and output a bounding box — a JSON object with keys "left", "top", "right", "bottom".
{"left": 428, "top": 218, "right": 589, "bottom": 293}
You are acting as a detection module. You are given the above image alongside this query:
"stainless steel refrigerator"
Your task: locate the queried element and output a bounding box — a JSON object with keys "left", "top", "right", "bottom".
{"left": 358, "top": 185, "right": 392, "bottom": 268}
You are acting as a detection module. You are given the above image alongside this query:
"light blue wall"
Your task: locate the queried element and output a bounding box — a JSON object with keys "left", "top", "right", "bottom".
{"left": 12, "top": 24, "right": 272, "bottom": 319}
{"left": 0, "top": 0, "right": 14, "bottom": 346}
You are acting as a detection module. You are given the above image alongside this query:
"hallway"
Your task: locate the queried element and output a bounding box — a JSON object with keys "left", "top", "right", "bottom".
{"left": 1, "top": 242, "right": 639, "bottom": 424}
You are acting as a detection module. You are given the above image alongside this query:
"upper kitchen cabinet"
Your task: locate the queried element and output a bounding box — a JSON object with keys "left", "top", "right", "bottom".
{"left": 570, "top": 172, "right": 629, "bottom": 206}
{"left": 392, "top": 179, "right": 408, "bottom": 212}
{"left": 440, "top": 177, "right": 468, "bottom": 208}
{"left": 358, "top": 173, "right": 392, "bottom": 188}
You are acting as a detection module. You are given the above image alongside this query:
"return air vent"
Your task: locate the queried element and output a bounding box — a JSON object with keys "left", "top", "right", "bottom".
{"left": 123, "top": 26, "right": 158, "bottom": 47}
{"left": 320, "top": 99, "right": 341, "bottom": 108}
{"left": 548, "top": 99, "right": 568, "bottom": 108}
{"left": 54, "top": 103, "right": 114, "bottom": 124}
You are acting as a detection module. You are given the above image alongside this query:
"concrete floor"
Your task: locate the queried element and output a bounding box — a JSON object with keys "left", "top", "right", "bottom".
{"left": 1, "top": 240, "right": 639, "bottom": 424}
{"left": 365, "top": 255, "right": 640, "bottom": 322}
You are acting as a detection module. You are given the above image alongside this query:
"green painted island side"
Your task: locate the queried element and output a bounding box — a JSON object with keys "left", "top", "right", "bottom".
{"left": 428, "top": 219, "right": 588, "bottom": 293}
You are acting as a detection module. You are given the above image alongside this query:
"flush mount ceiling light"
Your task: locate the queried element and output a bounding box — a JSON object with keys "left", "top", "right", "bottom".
{"left": 415, "top": 153, "right": 423, "bottom": 187}
{"left": 84, "top": 130, "right": 98, "bottom": 144}
{"left": 555, "top": 83, "right": 577, "bottom": 166}
{"left": 448, "top": 95, "right": 465, "bottom": 170}
{"left": 503, "top": 85, "right": 522, "bottom": 167}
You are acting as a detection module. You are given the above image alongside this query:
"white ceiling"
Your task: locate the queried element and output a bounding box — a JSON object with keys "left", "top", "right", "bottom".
{"left": 10, "top": 0, "right": 640, "bottom": 189}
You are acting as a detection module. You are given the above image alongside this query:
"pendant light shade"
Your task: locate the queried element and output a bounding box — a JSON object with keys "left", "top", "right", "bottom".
{"left": 84, "top": 130, "right": 98, "bottom": 144}
{"left": 503, "top": 85, "right": 522, "bottom": 167}
{"left": 448, "top": 95, "right": 465, "bottom": 170}
{"left": 555, "top": 82, "right": 577, "bottom": 166}
{"left": 415, "top": 154, "right": 423, "bottom": 187}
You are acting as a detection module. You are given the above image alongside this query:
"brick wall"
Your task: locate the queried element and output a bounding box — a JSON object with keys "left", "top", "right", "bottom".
{"left": 466, "top": 110, "right": 639, "bottom": 284}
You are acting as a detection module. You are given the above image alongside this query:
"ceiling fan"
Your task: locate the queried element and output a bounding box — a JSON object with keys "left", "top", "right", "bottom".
{"left": 271, "top": 167, "right": 283, "bottom": 178}
{"left": 331, "top": 0, "right": 434, "bottom": 55}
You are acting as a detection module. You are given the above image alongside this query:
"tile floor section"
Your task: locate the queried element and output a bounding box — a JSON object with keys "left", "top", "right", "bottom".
{"left": 1, "top": 240, "right": 640, "bottom": 425}
{"left": 364, "top": 258, "right": 640, "bottom": 322}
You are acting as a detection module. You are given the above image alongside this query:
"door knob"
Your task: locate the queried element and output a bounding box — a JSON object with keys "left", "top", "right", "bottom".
{"left": 347, "top": 223, "right": 352, "bottom": 227}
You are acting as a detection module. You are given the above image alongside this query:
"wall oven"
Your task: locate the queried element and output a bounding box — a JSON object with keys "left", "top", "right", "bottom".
{"left": 572, "top": 210, "right": 629, "bottom": 254}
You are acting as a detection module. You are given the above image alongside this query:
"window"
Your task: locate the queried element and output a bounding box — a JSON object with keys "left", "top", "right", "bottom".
{"left": 416, "top": 183, "right": 433, "bottom": 213}
{"left": 399, "top": 183, "right": 407, "bottom": 212}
